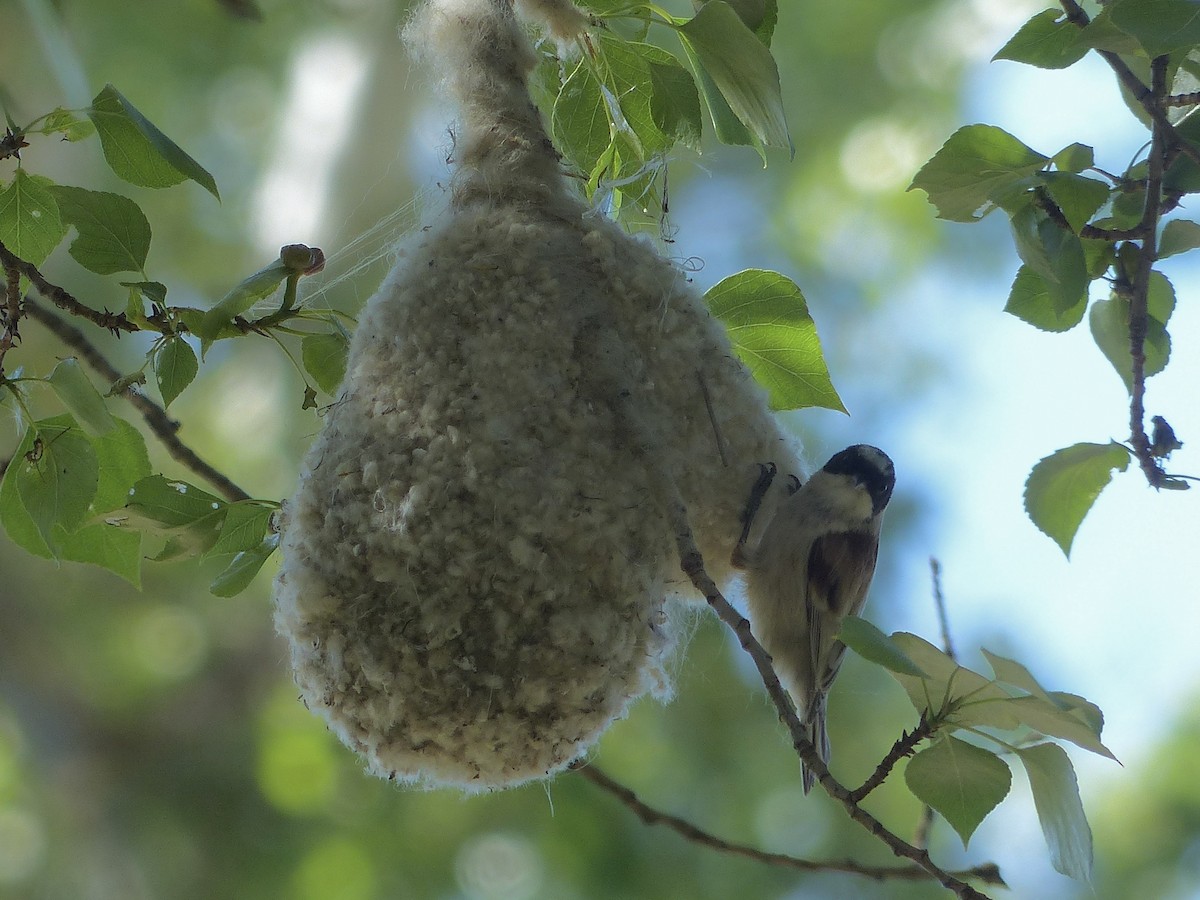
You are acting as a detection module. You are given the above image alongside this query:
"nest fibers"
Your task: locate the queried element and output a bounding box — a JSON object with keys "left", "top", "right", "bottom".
{"left": 273, "top": 0, "right": 802, "bottom": 790}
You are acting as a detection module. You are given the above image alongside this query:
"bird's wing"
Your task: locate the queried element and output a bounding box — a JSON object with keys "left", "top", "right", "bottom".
{"left": 806, "top": 530, "right": 880, "bottom": 699}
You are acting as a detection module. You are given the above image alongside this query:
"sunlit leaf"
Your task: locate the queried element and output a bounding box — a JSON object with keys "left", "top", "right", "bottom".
{"left": 1004, "top": 265, "right": 1087, "bottom": 332}
{"left": 638, "top": 44, "right": 703, "bottom": 149}
{"left": 1159, "top": 218, "right": 1200, "bottom": 257}
{"left": 553, "top": 59, "right": 611, "bottom": 176}
{"left": 704, "top": 269, "right": 843, "bottom": 412}
{"left": 1039, "top": 172, "right": 1109, "bottom": 233}
{"left": 1108, "top": 0, "right": 1200, "bottom": 57}
{"left": 1089, "top": 293, "right": 1170, "bottom": 393}
{"left": 49, "top": 186, "right": 151, "bottom": 275}
{"left": 1053, "top": 142, "right": 1095, "bottom": 174}
{"left": 887, "top": 633, "right": 1021, "bottom": 729}
{"left": 39, "top": 107, "right": 95, "bottom": 142}
{"left": 905, "top": 737, "right": 1012, "bottom": 847}
{"left": 910, "top": 124, "right": 1049, "bottom": 222}
{"left": 1024, "top": 442, "right": 1131, "bottom": 556}
{"left": 677, "top": 1, "right": 790, "bottom": 152}
{"left": 994, "top": 9, "right": 1089, "bottom": 69}
{"left": 1017, "top": 743, "right": 1094, "bottom": 882}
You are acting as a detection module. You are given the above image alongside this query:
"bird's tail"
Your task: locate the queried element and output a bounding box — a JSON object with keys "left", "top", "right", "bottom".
{"left": 801, "top": 693, "right": 830, "bottom": 795}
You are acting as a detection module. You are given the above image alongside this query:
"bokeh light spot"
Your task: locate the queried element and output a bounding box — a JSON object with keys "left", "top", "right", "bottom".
{"left": 292, "top": 837, "right": 375, "bottom": 900}
{"left": 455, "top": 831, "right": 543, "bottom": 900}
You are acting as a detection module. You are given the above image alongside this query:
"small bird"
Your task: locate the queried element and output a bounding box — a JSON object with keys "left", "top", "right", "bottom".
{"left": 736, "top": 445, "right": 895, "bottom": 793}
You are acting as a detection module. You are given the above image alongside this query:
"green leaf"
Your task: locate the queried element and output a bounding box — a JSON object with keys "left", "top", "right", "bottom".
{"left": 994, "top": 9, "right": 1090, "bottom": 69}
{"left": 196, "top": 259, "right": 292, "bottom": 346}
{"left": 838, "top": 616, "right": 929, "bottom": 677}
{"left": 887, "top": 633, "right": 1021, "bottom": 728}
{"left": 1024, "top": 442, "right": 1131, "bottom": 556}
{"left": 56, "top": 523, "right": 142, "bottom": 587}
{"left": 599, "top": 35, "right": 669, "bottom": 157}
{"left": 704, "top": 269, "right": 844, "bottom": 412}
{"left": 14, "top": 417, "right": 100, "bottom": 551}
{"left": 910, "top": 125, "right": 1050, "bottom": 222}
{"left": 87, "top": 85, "right": 220, "bottom": 198}
{"left": 1159, "top": 218, "right": 1200, "bottom": 257}
{"left": 38, "top": 108, "right": 95, "bottom": 142}
{"left": 1004, "top": 265, "right": 1088, "bottom": 332}
{"left": 1000, "top": 696, "right": 1117, "bottom": 760}
{"left": 125, "top": 474, "right": 225, "bottom": 528}
{"left": 1109, "top": 0, "right": 1200, "bottom": 57}
{"left": 1079, "top": 5, "right": 1145, "bottom": 54}
{"left": 1147, "top": 270, "right": 1176, "bottom": 324}
{"left": 981, "top": 649, "right": 1053, "bottom": 701}
{"left": 210, "top": 533, "right": 279, "bottom": 597}
{"left": 1017, "top": 743, "right": 1094, "bottom": 882}
{"left": 553, "top": 59, "right": 611, "bottom": 176}
{"left": 1089, "top": 293, "right": 1171, "bottom": 392}
{"left": 1039, "top": 173, "right": 1109, "bottom": 233}
{"left": 1053, "top": 142, "right": 1095, "bottom": 174}
{"left": 88, "top": 417, "right": 152, "bottom": 513}
{"left": 47, "top": 358, "right": 117, "bottom": 436}
{"left": 1008, "top": 207, "right": 1089, "bottom": 314}
{"left": 640, "top": 45, "right": 703, "bottom": 150}
{"left": 679, "top": 39, "right": 758, "bottom": 151}
{"left": 0, "top": 170, "right": 67, "bottom": 266}
{"left": 207, "top": 501, "right": 275, "bottom": 557}
{"left": 905, "top": 738, "right": 1012, "bottom": 847}
{"left": 676, "top": 1, "right": 791, "bottom": 152}
{"left": 121, "top": 280, "right": 168, "bottom": 306}
{"left": 154, "top": 337, "right": 198, "bottom": 408}
{"left": 48, "top": 186, "right": 151, "bottom": 275}
{"left": 0, "top": 425, "right": 53, "bottom": 558}
{"left": 301, "top": 332, "right": 349, "bottom": 395}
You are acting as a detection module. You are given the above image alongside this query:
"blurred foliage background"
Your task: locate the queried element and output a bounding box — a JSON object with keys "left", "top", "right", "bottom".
{"left": 1, "top": 0, "right": 1197, "bottom": 897}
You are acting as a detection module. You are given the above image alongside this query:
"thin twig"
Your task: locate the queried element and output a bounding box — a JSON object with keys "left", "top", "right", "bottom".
{"left": 930, "top": 558, "right": 956, "bottom": 664}
{"left": 569, "top": 761, "right": 1006, "bottom": 887}
{"left": 22, "top": 299, "right": 250, "bottom": 502}
{"left": 849, "top": 713, "right": 934, "bottom": 803}
{"left": 1167, "top": 91, "right": 1200, "bottom": 107}
{"left": 0, "top": 241, "right": 137, "bottom": 334}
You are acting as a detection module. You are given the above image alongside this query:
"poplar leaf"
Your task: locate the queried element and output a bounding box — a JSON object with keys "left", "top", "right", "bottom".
{"left": 1024, "top": 442, "right": 1131, "bottom": 556}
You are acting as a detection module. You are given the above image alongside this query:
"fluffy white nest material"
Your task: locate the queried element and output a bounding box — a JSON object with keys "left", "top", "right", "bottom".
{"left": 274, "top": 0, "right": 801, "bottom": 791}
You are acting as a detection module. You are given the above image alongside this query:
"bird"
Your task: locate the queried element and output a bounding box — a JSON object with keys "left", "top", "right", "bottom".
{"left": 736, "top": 444, "right": 895, "bottom": 793}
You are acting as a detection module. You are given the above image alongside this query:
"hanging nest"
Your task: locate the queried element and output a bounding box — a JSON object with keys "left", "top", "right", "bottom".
{"left": 273, "top": 0, "right": 801, "bottom": 790}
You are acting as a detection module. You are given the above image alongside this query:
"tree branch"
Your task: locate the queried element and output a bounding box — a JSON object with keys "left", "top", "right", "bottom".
{"left": 0, "top": 241, "right": 138, "bottom": 335}
{"left": 659, "top": 490, "right": 995, "bottom": 899}
{"left": 569, "top": 761, "right": 1006, "bottom": 887}
{"left": 21, "top": 299, "right": 250, "bottom": 502}
{"left": 1125, "top": 57, "right": 1170, "bottom": 488}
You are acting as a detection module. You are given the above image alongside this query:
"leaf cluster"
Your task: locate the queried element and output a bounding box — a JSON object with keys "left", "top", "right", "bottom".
{"left": 842, "top": 619, "right": 1111, "bottom": 882}
{"left": 909, "top": 0, "right": 1200, "bottom": 554}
